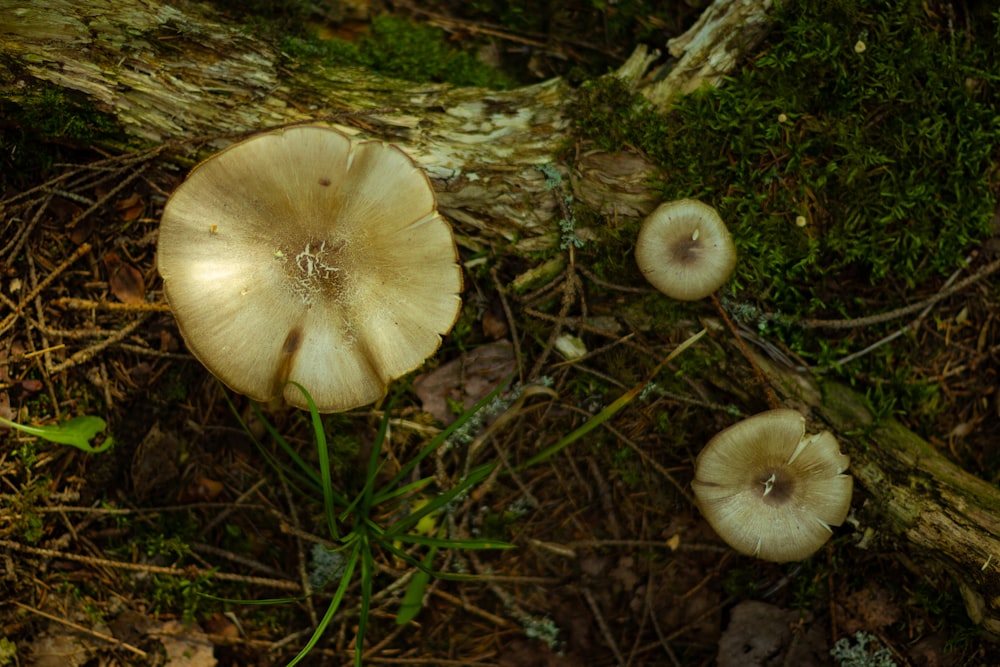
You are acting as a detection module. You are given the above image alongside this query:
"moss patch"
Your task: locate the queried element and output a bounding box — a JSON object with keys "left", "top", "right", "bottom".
{"left": 0, "top": 85, "right": 125, "bottom": 191}
{"left": 283, "top": 16, "right": 516, "bottom": 88}
{"left": 573, "top": 0, "right": 1000, "bottom": 320}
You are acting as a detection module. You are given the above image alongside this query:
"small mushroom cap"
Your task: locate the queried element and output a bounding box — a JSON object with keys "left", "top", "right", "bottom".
{"left": 635, "top": 199, "right": 736, "bottom": 300}
{"left": 692, "top": 409, "right": 853, "bottom": 562}
{"left": 158, "top": 126, "right": 462, "bottom": 412}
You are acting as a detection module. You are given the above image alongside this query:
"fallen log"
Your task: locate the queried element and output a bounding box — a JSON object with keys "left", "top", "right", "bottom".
{"left": 0, "top": 0, "right": 771, "bottom": 241}
{"left": 759, "top": 354, "right": 1000, "bottom": 638}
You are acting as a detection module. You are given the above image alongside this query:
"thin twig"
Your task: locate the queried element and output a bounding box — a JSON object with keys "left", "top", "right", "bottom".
{"left": 9, "top": 600, "right": 148, "bottom": 658}
{"left": 51, "top": 297, "right": 172, "bottom": 312}
{"left": 48, "top": 315, "right": 149, "bottom": 374}
{"left": 582, "top": 586, "right": 626, "bottom": 666}
{"left": 799, "top": 256, "right": 1000, "bottom": 329}
{"left": 0, "top": 242, "right": 93, "bottom": 335}
{"left": 712, "top": 292, "right": 780, "bottom": 409}
{"left": 830, "top": 259, "right": 970, "bottom": 368}
{"left": 0, "top": 538, "right": 300, "bottom": 590}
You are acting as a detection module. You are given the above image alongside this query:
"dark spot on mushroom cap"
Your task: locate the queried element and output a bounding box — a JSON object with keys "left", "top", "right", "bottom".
{"left": 672, "top": 236, "right": 702, "bottom": 265}
{"left": 318, "top": 178, "right": 331, "bottom": 187}
{"left": 282, "top": 327, "right": 303, "bottom": 355}
{"left": 757, "top": 468, "right": 796, "bottom": 505}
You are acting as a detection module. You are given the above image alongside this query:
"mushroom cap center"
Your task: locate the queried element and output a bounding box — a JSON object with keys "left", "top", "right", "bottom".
{"left": 757, "top": 468, "right": 796, "bottom": 505}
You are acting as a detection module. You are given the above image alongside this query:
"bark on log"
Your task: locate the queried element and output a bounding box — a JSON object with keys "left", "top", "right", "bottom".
{"left": 0, "top": 0, "right": 770, "bottom": 242}
{"left": 759, "top": 354, "right": 1000, "bottom": 638}
{"left": 8, "top": 0, "right": 998, "bottom": 640}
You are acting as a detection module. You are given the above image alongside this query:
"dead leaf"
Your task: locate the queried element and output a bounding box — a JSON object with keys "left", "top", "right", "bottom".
{"left": 131, "top": 422, "right": 180, "bottom": 500}
{"left": 28, "top": 633, "right": 92, "bottom": 667}
{"left": 178, "top": 477, "right": 224, "bottom": 503}
{"left": 151, "top": 620, "right": 217, "bottom": 667}
{"left": 717, "top": 600, "right": 828, "bottom": 667}
{"left": 836, "top": 585, "right": 902, "bottom": 634}
{"left": 104, "top": 251, "right": 146, "bottom": 304}
{"left": 202, "top": 613, "right": 239, "bottom": 640}
{"left": 482, "top": 299, "right": 509, "bottom": 339}
{"left": 116, "top": 192, "right": 142, "bottom": 210}
{"left": 413, "top": 341, "right": 516, "bottom": 425}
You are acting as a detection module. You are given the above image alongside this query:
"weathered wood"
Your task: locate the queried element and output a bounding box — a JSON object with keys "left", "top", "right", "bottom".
{"left": 0, "top": 0, "right": 770, "bottom": 242}
{"left": 759, "top": 354, "right": 1000, "bottom": 638}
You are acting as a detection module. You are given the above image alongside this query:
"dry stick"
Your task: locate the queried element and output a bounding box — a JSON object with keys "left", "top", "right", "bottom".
{"left": 51, "top": 297, "right": 172, "bottom": 312}
{"left": 1, "top": 194, "right": 51, "bottom": 262}
{"left": 490, "top": 265, "right": 524, "bottom": 384}
{"left": 35, "top": 501, "right": 271, "bottom": 515}
{"left": 799, "top": 255, "right": 1000, "bottom": 329}
{"left": 0, "top": 242, "right": 93, "bottom": 335}
{"left": 47, "top": 315, "right": 149, "bottom": 374}
{"left": 603, "top": 421, "right": 694, "bottom": 506}
{"left": 644, "top": 569, "right": 682, "bottom": 667}
{"left": 582, "top": 585, "right": 626, "bottom": 666}
{"left": 830, "top": 260, "right": 969, "bottom": 368}
{"left": 0, "top": 538, "right": 300, "bottom": 590}
{"left": 711, "top": 292, "right": 781, "bottom": 409}
{"left": 197, "top": 478, "right": 268, "bottom": 538}
{"left": 279, "top": 471, "right": 319, "bottom": 627}
{"left": 577, "top": 264, "right": 652, "bottom": 293}
{"left": 65, "top": 162, "right": 151, "bottom": 230}
{"left": 10, "top": 600, "right": 148, "bottom": 658}
{"left": 189, "top": 542, "right": 289, "bottom": 579}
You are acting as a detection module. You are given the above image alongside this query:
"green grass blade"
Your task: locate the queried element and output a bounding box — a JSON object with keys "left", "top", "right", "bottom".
{"left": 286, "top": 541, "right": 360, "bottom": 667}
{"left": 371, "top": 476, "right": 435, "bottom": 509}
{"left": 390, "top": 533, "right": 514, "bottom": 550}
{"left": 377, "top": 539, "right": 500, "bottom": 582}
{"left": 222, "top": 391, "right": 320, "bottom": 498}
{"left": 361, "top": 404, "right": 392, "bottom": 515}
{"left": 287, "top": 382, "right": 341, "bottom": 541}
{"left": 384, "top": 463, "right": 494, "bottom": 538}
{"left": 248, "top": 400, "right": 322, "bottom": 490}
{"left": 519, "top": 329, "right": 706, "bottom": 469}
{"left": 374, "top": 377, "right": 511, "bottom": 502}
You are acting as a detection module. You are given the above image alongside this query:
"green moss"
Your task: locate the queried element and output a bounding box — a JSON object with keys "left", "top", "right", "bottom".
{"left": 283, "top": 16, "right": 515, "bottom": 88}
{"left": 572, "top": 0, "right": 1000, "bottom": 318}
{"left": 0, "top": 85, "right": 125, "bottom": 192}
{"left": 2, "top": 86, "right": 123, "bottom": 144}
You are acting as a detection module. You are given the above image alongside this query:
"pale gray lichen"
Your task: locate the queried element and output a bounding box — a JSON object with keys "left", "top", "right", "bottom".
{"left": 830, "top": 631, "right": 897, "bottom": 667}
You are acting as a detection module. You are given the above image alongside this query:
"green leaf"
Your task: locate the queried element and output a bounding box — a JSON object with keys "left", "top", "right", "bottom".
{"left": 396, "top": 542, "right": 437, "bottom": 626}
{"left": 0, "top": 415, "right": 113, "bottom": 453}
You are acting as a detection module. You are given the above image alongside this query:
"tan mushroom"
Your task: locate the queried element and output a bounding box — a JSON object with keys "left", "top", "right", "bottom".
{"left": 692, "top": 409, "right": 853, "bottom": 562}
{"left": 635, "top": 199, "right": 736, "bottom": 300}
{"left": 157, "top": 125, "right": 462, "bottom": 412}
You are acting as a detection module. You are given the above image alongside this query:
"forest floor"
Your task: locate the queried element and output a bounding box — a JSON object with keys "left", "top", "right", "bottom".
{"left": 2, "top": 1, "right": 1000, "bottom": 666}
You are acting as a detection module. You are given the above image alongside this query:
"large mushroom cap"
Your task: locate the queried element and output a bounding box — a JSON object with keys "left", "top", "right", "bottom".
{"left": 635, "top": 199, "right": 736, "bottom": 300}
{"left": 691, "top": 409, "right": 853, "bottom": 562}
{"left": 157, "top": 126, "right": 462, "bottom": 412}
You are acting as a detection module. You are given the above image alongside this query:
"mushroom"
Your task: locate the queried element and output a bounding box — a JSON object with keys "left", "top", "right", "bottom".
{"left": 691, "top": 409, "right": 853, "bottom": 562}
{"left": 634, "top": 198, "right": 736, "bottom": 301}
{"left": 157, "top": 125, "right": 462, "bottom": 412}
